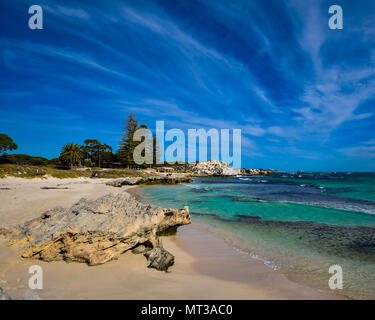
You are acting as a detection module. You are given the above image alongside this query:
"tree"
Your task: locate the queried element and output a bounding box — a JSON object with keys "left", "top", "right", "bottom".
{"left": 94, "top": 143, "right": 112, "bottom": 168}
{"left": 0, "top": 134, "right": 18, "bottom": 155}
{"left": 81, "top": 139, "right": 113, "bottom": 167}
{"left": 118, "top": 114, "right": 139, "bottom": 168}
{"left": 80, "top": 145, "right": 91, "bottom": 164}
{"left": 59, "top": 143, "right": 84, "bottom": 169}
{"left": 82, "top": 139, "right": 100, "bottom": 165}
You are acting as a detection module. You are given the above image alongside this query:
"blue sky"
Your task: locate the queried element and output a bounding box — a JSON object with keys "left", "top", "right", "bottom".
{"left": 1, "top": 0, "right": 375, "bottom": 171}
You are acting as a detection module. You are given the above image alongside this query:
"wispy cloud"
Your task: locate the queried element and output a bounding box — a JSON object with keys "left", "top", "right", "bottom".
{"left": 1, "top": 0, "right": 374, "bottom": 170}
{"left": 44, "top": 5, "right": 90, "bottom": 20}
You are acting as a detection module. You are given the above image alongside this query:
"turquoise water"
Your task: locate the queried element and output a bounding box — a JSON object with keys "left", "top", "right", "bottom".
{"left": 138, "top": 172, "right": 375, "bottom": 299}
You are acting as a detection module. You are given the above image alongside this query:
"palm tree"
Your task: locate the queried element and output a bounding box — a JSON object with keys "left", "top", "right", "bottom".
{"left": 59, "top": 143, "right": 84, "bottom": 169}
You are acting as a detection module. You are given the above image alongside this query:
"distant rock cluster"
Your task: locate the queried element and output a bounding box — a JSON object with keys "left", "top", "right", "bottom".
{"left": 240, "top": 168, "right": 278, "bottom": 176}
{"left": 188, "top": 160, "right": 241, "bottom": 176}
{"left": 0, "top": 193, "right": 191, "bottom": 271}
{"left": 186, "top": 160, "right": 277, "bottom": 177}
{"left": 105, "top": 175, "right": 193, "bottom": 187}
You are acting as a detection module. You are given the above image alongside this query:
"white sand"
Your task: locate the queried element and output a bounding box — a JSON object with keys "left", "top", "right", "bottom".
{"left": 0, "top": 177, "right": 343, "bottom": 299}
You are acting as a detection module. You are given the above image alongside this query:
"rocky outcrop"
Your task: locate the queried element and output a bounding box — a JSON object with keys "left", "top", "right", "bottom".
{"left": 0, "top": 193, "right": 190, "bottom": 271}
{"left": 188, "top": 161, "right": 240, "bottom": 176}
{"left": 240, "top": 168, "right": 278, "bottom": 176}
{"left": 106, "top": 176, "right": 193, "bottom": 188}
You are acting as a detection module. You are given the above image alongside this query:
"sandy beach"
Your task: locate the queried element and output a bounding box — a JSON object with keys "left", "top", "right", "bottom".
{"left": 0, "top": 177, "right": 342, "bottom": 300}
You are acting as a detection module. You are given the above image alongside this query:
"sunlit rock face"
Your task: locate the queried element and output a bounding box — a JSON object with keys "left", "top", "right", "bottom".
{"left": 188, "top": 160, "right": 240, "bottom": 176}
{"left": 0, "top": 193, "right": 190, "bottom": 270}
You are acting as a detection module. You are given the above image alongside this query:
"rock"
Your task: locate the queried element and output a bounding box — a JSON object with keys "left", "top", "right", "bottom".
{"left": 0, "top": 194, "right": 191, "bottom": 269}
{"left": 188, "top": 161, "right": 240, "bottom": 176}
{"left": 106, "top": 176, "right": 193, "bottom": 188}
{"left": 0, "top": 287, "right": 11, "bottom": 300}
{"left": 144, "top": 246, "right": 174, "bottom": 271}
{"left": 240, "top": 168, "right": 278, "bottom": 176}
{"left": 0, "top": 227, "right": 12, "bottom": 237}
{"left": 132, "top": 244, "right": 152, "bottom": 255}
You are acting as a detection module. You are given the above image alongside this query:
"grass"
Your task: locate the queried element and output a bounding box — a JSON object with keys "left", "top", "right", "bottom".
{"left": 0, "top": 164, "right": 153, "bottom": 179}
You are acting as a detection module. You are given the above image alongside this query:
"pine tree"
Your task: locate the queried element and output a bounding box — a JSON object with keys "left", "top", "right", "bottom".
{"left": 153, "top": 134, "right": 161, "bottom": 165}
{"left": 118, "top": 114, "right": 139, "bottom": 168}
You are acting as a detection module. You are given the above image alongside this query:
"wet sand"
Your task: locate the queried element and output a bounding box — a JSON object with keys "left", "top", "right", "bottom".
{"left": 0, "top": 177, "right": 342, "bottom": 299}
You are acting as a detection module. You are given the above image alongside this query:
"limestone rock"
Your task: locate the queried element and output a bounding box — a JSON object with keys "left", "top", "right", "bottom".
{"left": 132, "top": 244, "right": 152, "bottom": 255}
{"left": 106, "top": 176, "right": 193, "bottom": 187}
{"left": 0, "top": 193, "right": 191, "bottom": 269}
{"left": 188, "top": 161, "right": 240, "bottom": 176}
{"left": 240, "top": 168, "right": 278, "bottom": 176}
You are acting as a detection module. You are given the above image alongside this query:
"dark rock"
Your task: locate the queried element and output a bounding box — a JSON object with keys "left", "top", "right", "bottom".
{"left": 240, "top": 168, "right": 278, "bottom": 176}
{"left": 144, "top": 246, "right": 174, "bottom": 272}
{"left": 236, "top": 214, "right": 262, "bottom": 221}
{"left": 40, "top": 186, "right": 70, "bottom": 190}
{"left": 106, "top": 176, "right": 193, "bottom": 188}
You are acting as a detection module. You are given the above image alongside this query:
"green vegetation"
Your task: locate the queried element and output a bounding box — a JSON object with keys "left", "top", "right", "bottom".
{"left": 0, "top": 154, "right": 58, "bottom": 166}
{"left": 0, "top": 134, "right": 18, "bottom": 155}
{"left": 117, "top": 113, "right": 161, "bottom": 169}
{"left": 118, "top": 113, "right": 139, "bottom": 167}
{"left": 81, "top": 139, "right": 113, "bottom": 167}
{"left": 59, "top": 143, "right": 85, "bottom": 169}
{"left": 0, "top": 115, "right": 190, "bottom": 179}
{"left": 0, "top": 164, "right": 152, "bottom": 179}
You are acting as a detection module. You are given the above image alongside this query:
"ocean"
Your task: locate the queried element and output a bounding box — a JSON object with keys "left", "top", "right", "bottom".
{"left": 137, "top": 172, "right": 375, "bottom": 299}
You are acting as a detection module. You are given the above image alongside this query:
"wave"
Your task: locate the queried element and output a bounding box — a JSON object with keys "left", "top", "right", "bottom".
{"left": 275, "top": 199, "right": 375, "bottom": 215}
{"left": 182, "top": 183, "right": 211, "bottom": 192}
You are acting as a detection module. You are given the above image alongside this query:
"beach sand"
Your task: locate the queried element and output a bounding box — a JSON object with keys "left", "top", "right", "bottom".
{"left": 0, "top": 177, "right": 342, "bottom": 299}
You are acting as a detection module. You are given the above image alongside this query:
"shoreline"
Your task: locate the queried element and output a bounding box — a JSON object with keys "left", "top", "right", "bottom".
{"left": 0, "top": 177, "right": 344, "bottom": 299}
{"left": 130, "top": 184, "right": 347, "bottom": 300}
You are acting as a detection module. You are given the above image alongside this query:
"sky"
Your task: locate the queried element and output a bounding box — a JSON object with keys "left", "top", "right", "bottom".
{"left": 0, "top": 0, "right": 375, "bottom": 171}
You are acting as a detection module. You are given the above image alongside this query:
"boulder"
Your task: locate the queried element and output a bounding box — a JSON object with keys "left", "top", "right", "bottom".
{"left": 144, "top": 246, "right": 174, "bottom": 271}
{"left": 0, "top": 193, "right": 191, "bottom": 270}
